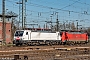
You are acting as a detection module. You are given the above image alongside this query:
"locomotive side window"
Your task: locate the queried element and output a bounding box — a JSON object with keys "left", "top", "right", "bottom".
{"left": 26, "top": 32, "right": 28, "bottom": 35}
{"left": 15, "top": 31, "right": 24, "bottom": 36}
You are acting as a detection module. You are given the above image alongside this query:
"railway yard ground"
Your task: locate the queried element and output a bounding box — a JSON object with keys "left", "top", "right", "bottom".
{"left": 0, "top": 41, "right": 90, "bottom": 60}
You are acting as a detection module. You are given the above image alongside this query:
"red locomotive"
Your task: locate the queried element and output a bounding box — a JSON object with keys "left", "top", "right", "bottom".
{"left": 61, "top": 31, "right": 88, "bottom": 44}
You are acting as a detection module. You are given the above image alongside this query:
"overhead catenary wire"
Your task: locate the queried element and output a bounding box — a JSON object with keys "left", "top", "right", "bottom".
{"left": 3, "top": 0, "right": 90, "bottom": 16}
{"left": 69, "top": 0, "right": 90, "bottom": 6}
{"left": 5, "top": 0, "right": 19, "bottom": 8}
{"left": 2, "top": 0, "right": 90, "bottom": 28}
{"left": 27, "top": 2, "right": 90, "bottom": 15}
{"left": 2, "top": 0, "right": 90, "bottom": 15}
{"left": 58, "top": 0, "right": 80, "bottom": 10}
{"left": 31, "top": 0, "right": 90, "bottom": 13}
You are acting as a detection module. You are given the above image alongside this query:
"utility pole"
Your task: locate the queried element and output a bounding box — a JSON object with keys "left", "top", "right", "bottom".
{"left": 63, "top": 22, "right": 66, "bottom": 30}
{"left": 18, "top": 0, "right": 22, "bottom": 29}
{"left": 17, "top": 0, "right": 27, "bottom": 29}
{"left": 24, "top": 1, "right": 26, "bottom": 29}
{"left": 22, "top": 0, "right": 27, "bottom": 29}
{"left": 56, "top": 12, "right": 59, "bottom": 31}
{"left": 77, "top": 21, "right": 78, "bottom": 31}
{"left": 76, "top": 20, "right": 78, "bottom": 31}
{"left": 2, "top": 0, "right": 6, "bottom": 45}
{"left": 50, "top": 16, "right": 52, "bottom": 32}
{"left": 22, "top": 0, "right": 24, "bottom": 29}
{"left": 16, "top": 0, "right": 22, "bottom": 29}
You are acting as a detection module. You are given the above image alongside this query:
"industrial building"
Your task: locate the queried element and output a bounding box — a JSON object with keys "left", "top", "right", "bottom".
{"left": 0, "top": 14, "right": 17, "bottom": 44}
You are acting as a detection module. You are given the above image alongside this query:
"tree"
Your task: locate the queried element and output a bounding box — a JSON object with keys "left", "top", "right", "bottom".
{"left": 87, "top": 27, "right": 90, "bottom": 36}
{"left": 7, "top": 11, "right": 18, "bottom": 29}
{"left": 7, "top": 11, "right": 18, "bottom": 42}
{"left": 71, "top": 22, "right": 76, "bottom": 31}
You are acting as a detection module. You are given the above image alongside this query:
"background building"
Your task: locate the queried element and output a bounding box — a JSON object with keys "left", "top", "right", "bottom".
{"left": 0, "top": 14, "right": 17, "bottom": 44}
{"left": 0, "top": 21, "right": 11, "bottom": 44}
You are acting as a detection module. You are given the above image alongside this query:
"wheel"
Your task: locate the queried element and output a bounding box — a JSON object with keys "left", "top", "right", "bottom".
{"left": 16, "top": 43, "right": 19, "bottom": 46}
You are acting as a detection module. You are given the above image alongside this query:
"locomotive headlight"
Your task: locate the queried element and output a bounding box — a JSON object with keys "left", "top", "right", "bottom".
{"left": 14, "top": 38, "right": 16, "bottom": 40}
{"left": 20, "top": 38, "right": 22, "bottom": 40}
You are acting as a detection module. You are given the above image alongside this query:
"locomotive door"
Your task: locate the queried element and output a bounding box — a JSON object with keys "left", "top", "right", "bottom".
{"left": 57, "top": 32, "right": 60, "bottom": 40}
{"left": 25, "top": 32, "right": 29, "bottom": 40}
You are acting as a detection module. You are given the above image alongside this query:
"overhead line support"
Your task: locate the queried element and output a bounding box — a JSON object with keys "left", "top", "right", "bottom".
{"left": 2, "top": 0, "right": 6, "bottom": 45}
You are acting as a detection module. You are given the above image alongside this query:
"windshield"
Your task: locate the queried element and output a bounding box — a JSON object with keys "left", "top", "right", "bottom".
{"left": 15, "top": 31, "right": 24, "bottom": 36}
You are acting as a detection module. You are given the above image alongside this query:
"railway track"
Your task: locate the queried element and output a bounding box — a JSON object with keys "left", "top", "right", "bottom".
{"left": 0, "top": 42, "right": 90, "bottom": 50}
{"left": 0, "top": 46, "right": 90, "bottom": 60}
{"left": 0, "top": 42, "right": 89, "bottom": 60}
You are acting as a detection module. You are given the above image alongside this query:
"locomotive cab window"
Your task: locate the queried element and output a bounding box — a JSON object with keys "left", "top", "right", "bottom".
{"left": 26, "top": 32, "right": 28, "bottom": 35}
{"left": 15, "top": 31, "right": 24, "bottom": 36}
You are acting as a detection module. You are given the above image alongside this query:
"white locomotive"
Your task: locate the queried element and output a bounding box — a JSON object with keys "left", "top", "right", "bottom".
{"left": 13, "top": 30, "right": 61, "bottom": 46}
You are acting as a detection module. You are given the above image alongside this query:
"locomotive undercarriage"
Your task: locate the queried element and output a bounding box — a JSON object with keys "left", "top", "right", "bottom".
{"left": 14, "top": 40, "right": 88, "bottom": 46}
{"left": 14, "top": 40, "right": 62, "bottom": 46}
{"left": 64, "top": 40, "right": 88, "bottom": 45}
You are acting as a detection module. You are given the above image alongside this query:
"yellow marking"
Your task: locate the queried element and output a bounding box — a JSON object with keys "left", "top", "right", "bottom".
{"left": 67, "top": 48, "right": 71, "bottom": 50}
